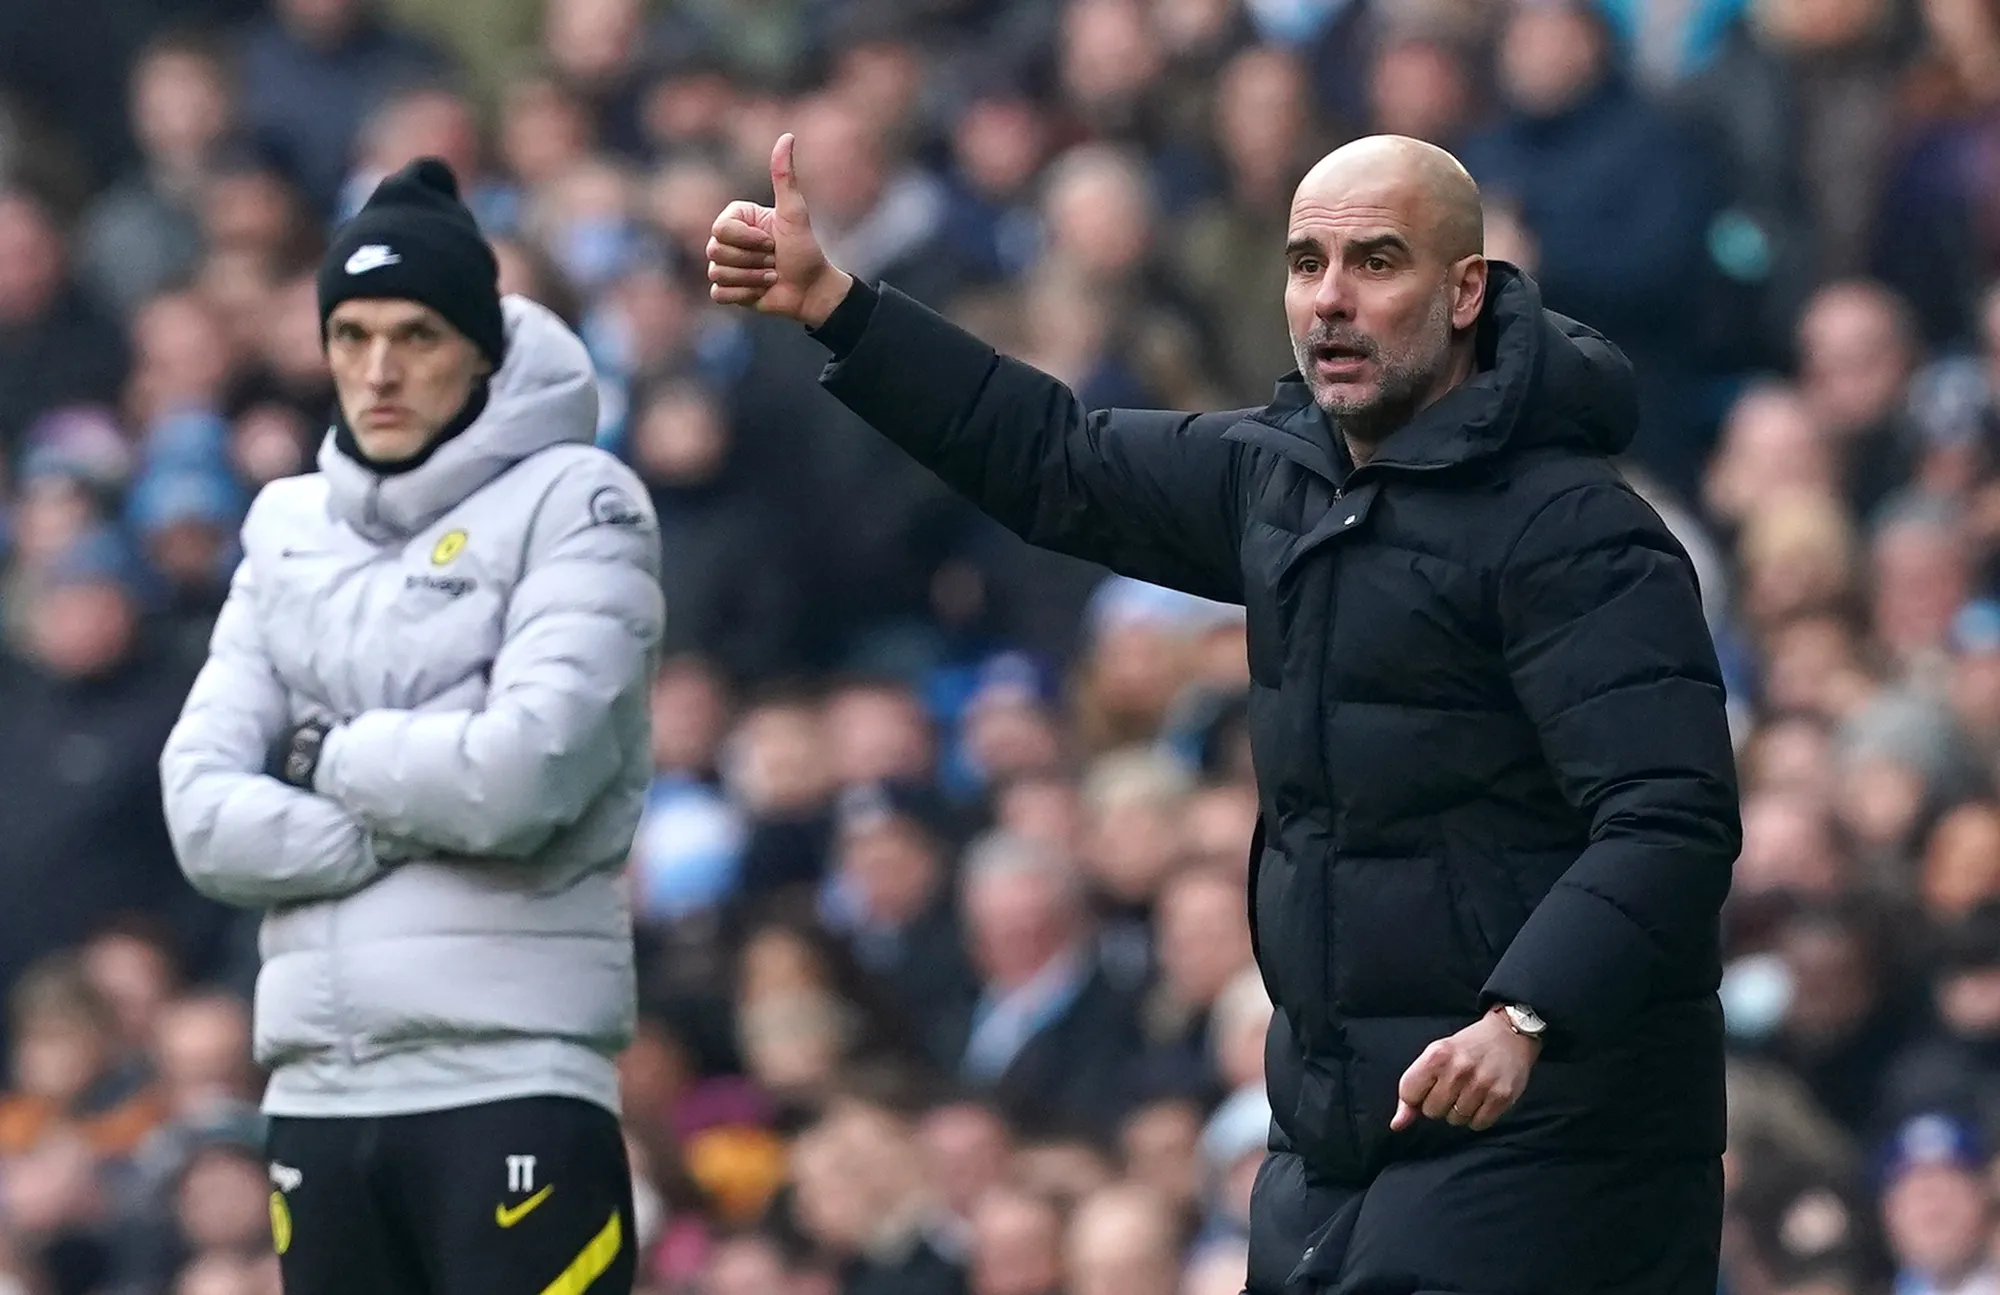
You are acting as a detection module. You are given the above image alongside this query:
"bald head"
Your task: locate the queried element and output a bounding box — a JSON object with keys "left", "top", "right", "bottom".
{"left": 1282, "top": 135, "right": 1488, "bottom": 451}
{"left": 1295, "top": 135, "right": 1483, "bottom": 265}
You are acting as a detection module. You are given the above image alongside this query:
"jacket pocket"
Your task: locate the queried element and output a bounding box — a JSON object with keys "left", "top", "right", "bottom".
{"left": 1287, "top": 1049, "right": 1361, "bottom": 1179}
{"left": 1330, "top": 857, "right": 1484, "bottom": 1015}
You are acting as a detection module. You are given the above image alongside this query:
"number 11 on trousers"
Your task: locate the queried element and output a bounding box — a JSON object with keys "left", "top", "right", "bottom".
{"left": 507, "top": 1155, "right": 537, "bottom": 1192}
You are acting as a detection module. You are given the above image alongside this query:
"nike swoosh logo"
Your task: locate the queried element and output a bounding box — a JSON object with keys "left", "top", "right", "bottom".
{"left": 495, "top": 1185, "right": 553, "bottom": 1228}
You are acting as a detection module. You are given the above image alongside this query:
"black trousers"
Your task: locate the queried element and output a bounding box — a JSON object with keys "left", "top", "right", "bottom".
{"left": 1246, "top": 1145, "right": 1723, "bottom": 1294}
{"left": 266, "top": 1096, "right": 636, "bottom": 1295}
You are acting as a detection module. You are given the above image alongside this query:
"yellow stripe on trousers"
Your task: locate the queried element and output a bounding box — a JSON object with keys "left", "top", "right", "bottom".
{"left": 537, "top": 1211, "right": 623, "bottom": 1295}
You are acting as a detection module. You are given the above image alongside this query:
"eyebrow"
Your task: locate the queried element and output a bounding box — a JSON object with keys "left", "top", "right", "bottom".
{"left": 1283, "top": 233, "right": 1415, "bottom": 261}
{"left": 1348, "top": 234, "right": 1413, "bottom": 259}
{"left": 331, "top": 316, "right": 437, "bottom": 337}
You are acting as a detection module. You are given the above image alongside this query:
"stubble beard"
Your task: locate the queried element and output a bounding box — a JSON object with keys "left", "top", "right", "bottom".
{"left": 1294, "top": 291, "right": 1456, "bottom": 456}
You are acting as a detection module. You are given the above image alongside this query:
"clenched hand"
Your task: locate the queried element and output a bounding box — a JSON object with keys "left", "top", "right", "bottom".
{"left": 1391, "top": 1006, "right": 1541, "bottom": 1133}
{"left": 706, "top": 132, "right": 854, "bottom": 328}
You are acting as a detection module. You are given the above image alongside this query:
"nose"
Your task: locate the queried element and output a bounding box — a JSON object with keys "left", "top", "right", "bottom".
{"left": 1312, "top": 265, "right": 1353, "bottom": 322}
{"left": 363, "top": 337, "right": 400, "bottom": 390}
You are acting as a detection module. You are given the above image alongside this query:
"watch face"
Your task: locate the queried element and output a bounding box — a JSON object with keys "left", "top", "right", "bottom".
{"left": 1506, "top": 1005, "right": 1547, "bottom": 1036}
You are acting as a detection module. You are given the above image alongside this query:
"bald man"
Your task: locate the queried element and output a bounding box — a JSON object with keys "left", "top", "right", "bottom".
{"left": 708, "top": 134, "right": 1739, "bottom": 1293}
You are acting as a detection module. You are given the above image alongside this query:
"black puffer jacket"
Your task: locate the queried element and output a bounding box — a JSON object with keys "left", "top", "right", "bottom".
{"left": 811, "top": 265, "right": 1740, "bottom": 1188}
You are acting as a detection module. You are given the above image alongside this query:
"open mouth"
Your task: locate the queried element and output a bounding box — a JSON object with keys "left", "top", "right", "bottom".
{"left": 1313, "top": 344, "right": 1372, "bottom": 374}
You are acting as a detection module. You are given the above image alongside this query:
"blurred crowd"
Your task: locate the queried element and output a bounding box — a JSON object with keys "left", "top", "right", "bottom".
{"left": 2, "top": 0, "right": 2000, "bottom": 1291}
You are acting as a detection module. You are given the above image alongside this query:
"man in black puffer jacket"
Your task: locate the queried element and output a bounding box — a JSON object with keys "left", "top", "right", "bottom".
{"left": 708, "top": 132, "right": 1741, "bottom": 1294}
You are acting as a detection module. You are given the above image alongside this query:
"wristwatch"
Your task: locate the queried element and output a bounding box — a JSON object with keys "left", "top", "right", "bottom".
{"left": 1499, "top": 1003, "right": 1549, "bottom": 1041}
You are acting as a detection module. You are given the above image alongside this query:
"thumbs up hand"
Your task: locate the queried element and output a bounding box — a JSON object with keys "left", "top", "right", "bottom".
{"left": 707, "top": 132, "right": 854, "bottom": 328}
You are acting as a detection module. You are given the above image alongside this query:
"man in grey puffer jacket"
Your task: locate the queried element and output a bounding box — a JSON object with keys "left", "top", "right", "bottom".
{"left": 160, "top": 158, "right": 661, "bottom": 1295}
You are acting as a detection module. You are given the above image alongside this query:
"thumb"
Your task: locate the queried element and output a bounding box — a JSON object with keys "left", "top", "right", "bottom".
{"left": 770, "top": 132, "right": 810, "bottom": 225}
{"left": 1391, "top": 1099, "right": 1417, "bottom": 1131}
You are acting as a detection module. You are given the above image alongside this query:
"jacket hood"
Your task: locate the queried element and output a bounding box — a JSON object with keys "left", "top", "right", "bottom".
{"left": 320, "top": 294, "right": 599, "bottom": 540}
{"left": 1247, "top": 262, "right": 1638, "bottom": 478}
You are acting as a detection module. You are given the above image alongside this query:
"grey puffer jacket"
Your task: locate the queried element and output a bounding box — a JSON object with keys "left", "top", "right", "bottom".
{"left": 160, "top": 295, "right": 664, "bottom": 1119}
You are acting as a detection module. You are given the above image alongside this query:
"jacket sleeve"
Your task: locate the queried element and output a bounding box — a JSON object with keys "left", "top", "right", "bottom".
{"left": 816, "top": 282, "right": 1247, "bottom": 604}
{"left": 160, "top": 560, "right": 385, "bottom": 907}
{"left": 314, "top": 460, "right": 664, "bottom": 859}
{"left": 1480, "top": 481, "right": 1741, "bottom": 1052}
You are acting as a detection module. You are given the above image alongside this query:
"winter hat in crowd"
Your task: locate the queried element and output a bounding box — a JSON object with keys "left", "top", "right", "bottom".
{"left": 317, "top": 157, "right": 506, "bottom": 368}
{"left": 1875, "top": 1111, "right": 1987, "bottom": 1191}
{"left": 126, "top": 466, "right": 246, "bottom": 536}
{"left": 20, "top": 406, "right": 134, "bottom": 501}
{"left": 142, "top": 411, "right": 232, "bottom": 474}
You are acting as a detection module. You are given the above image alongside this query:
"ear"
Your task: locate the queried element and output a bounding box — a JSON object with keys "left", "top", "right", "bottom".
{"left": 1450, "top": 256, "right": 1487, "bottom": 332}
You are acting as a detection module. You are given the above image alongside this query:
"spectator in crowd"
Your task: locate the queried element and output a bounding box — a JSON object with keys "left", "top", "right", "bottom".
{"left": 1119, "top": 1093, "right": 1205, "bottom": 1225}
{"left": 79, "top": 920, "right": 186, "bottom": 1071}
{"left": 75, "top": 36, "right": 232, "bottom": 319}
{"left": 819, "top": 780, "right": 979, "bottom": 1067}
{"left": 702, "top": 1229, "right": 829, "bottom": 1295}
{"left": 1174, "top": 45, "right": 1327, "bottom": 404}
{"left": 1066, "top": 1183, "right": 1184, "bottom": 1295}
{"left": 1879, "top": 904, "right": 2000, "bottom": 1141}
{"left": 0, "top": 531, "right": 221, "bottom": 1036}
{"left": 790, "top": 1088, "right": 968, "bottom": 1295}
{"left": 1079, "top": 747, "right": 1193, "bottom": 992}
{"left": 822, "top": 676, "right": 939, "bottom": 790}
{"left": 1134, "top": 868, "right": 1252, "bottom": 1100}
{"left": 629, "top": 374, "right": 806, "bottom": 683}
{"left": 0, "top": 191, "right": 130, "bottom": 460}
{"left": 1877, "top": 1112, "right": 2000, "bottom": 1295}
{"left": 0, "top": 955, "right": 161, "bottom": 1162}
{"left": 939, "top": 75, "right": 1052, "bottom": 290}
{"left": 922, "top": 1098, "right": 1015, "bottom": 1244}
{"left": 1759, "top": 900, "right": 1931, "bottom": 1138}
{"left": 950, "top": 832, "right": 1142, "bottom": 1138}
{"left": 1460, "top": 0, "right": 1721, "bottom": 494}
{"left": 734, "top": 916, "right": 925, "bottom": 1115}
{"left": 233, "top": 0, "right": 450, "bottom": 216}
{"left": 1368, "top": 19, "right": 1481, "bottom": 147}
{"left": 338, "top": 84, "right": 517, "bottom": 232}
{"left": 967, "top": 1184, "right": 1063, "bottom": 1295}
{"left": 1796, "top": 279, "right": 1928, "bottom": 521}
{"left": 1920, "top": 803, "right": 2000, "bottom": 924}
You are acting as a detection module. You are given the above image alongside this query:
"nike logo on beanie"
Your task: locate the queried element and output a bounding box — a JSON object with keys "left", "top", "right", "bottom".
{"left": 345, "top": 244, "right": 403, "bottom": 275}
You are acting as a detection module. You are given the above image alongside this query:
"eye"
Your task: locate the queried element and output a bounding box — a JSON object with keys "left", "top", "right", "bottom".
{"left": 1364, "top": 255, "right": 1392, "bottom": 272}
{"left": 1292, "top": 256, "right": 1323, "bottom": 276}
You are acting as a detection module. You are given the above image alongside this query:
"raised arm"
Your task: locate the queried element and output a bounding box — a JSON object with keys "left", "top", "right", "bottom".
{"left": 161, "top": 560, "right": 385, "bottom": 908}
{"left": 707, "top": 133, "right": 1247, "bottom": 603}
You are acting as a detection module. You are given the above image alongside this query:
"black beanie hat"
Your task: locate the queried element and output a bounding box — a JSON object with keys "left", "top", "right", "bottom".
{"left": 317, "top": 157, "right": 506, "bottom": 367}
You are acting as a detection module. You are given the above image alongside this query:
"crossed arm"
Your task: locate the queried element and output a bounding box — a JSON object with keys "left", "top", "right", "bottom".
{"left": 162, "top": 464, "right": 664, "bottom": 907}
